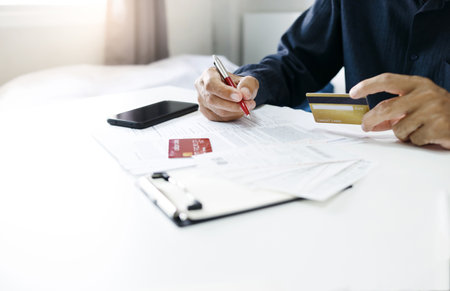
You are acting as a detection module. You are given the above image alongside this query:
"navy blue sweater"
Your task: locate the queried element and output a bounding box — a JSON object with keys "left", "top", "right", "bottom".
{"left": 234, "top": 0, "right": 450, "bottom": 109}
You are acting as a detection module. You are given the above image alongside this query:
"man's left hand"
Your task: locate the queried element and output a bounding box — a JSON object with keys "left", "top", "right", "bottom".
{"left": 349, "top": 73, "right": 450, "bottom": 149}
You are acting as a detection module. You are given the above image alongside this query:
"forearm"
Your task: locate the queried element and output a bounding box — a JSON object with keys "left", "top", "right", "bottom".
{"left": 234, "top": 0, "right": 343, "bottom": 107}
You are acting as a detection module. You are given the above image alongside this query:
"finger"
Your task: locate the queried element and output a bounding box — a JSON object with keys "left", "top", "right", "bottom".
{"left": 390, "top": 114, "right": 406, "bottom": 127}
{"left": 198, "top": 89, "right": 245, "bottom": 118}
{"left": 204, "top": 99, "right": 243, "bottom": 121}
{"left": 209, "top": 100, "right": 257, "bottom": 120}
{"left": 392, "top": 112, "right": 424, "bottom": 141}
{"left": 211, "top": 107, "right": 244, "bottom": 121}
{"left": 244, "top": 100, "right": 256, "bottom": 111}
{"left": 198, "top": 95, "right": 241, "bottom": 121}
{"left": 204, "top": 67, "right": 242, "bottom": 102}
{"left": 409, "top": 125, "right": 432, "bottom": 146}
{"left": 433, "top": 138, "right": 450, "bottom": 150}
{"left": 370, "top": 120, "right": 393, "bottom": 132}
{"left": 230, "top": 73, "right": 242, "bottom": 85}
{"left": 349, "top": 73, "right": 419, "bottom": 99}
{"left": 368, "top": 114, "right": 406, "bottom": 132}
{"left": 198, "top": 94, "right": 221, "bottom": 121}
{"left": 206, "top": 96, "right": 243, "bottom": 118}
{"left": 204, "top": 91, "right": 244, "bottom": 113}
{"left": 207, "top": 93, "right": 256, "bottom": 115}
{"left": 361, "top": 96, "right": 419, "bottom": 131}
{"left": 235, "top": 75, "right": 259, "bottom": 101}
{"left": 424, "top": 114, "right": 450, "bottom": 149}
{"left": 199, "top": 102, "right": 220, "bottom": 121}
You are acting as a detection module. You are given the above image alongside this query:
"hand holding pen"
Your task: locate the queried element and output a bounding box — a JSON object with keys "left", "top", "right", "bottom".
{"left": 213, "top": 55, "right": 251, "bottom": 117}
{"left": 194, "top": 55, "right": 259, "bottom": 122}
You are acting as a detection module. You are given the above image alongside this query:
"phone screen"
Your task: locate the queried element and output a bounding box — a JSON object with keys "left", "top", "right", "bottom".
{"left": 107, "top": 100, "right": 198, "bottom": 129}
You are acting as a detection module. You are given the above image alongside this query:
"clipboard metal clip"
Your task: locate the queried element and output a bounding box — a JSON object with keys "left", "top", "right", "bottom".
{"left": 137, "top": 172, "right": 203, "bottom": 224}
{"left": 137, "top": 174, "right": 186, "bottom": 222}
{"left": 151, "top": 172, "right": 203, "bottom": 211}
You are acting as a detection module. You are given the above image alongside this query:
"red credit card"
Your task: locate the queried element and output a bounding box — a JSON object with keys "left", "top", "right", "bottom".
{"left": 168, "top": 138, "right": 212, "bottom": 158}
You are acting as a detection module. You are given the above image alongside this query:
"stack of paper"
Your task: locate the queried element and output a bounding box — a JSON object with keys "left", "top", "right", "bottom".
{"left": 94, "top": 104, "right": 375, "bottom": 201}
{"left": 192, "top": 143, "right": 372, "bottom": 201}
{"left": 93, "top": 105, "right": 354, "bottom": 175}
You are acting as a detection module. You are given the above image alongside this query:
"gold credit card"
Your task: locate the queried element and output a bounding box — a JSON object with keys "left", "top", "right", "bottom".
{"left": 306, "top": 93, "right": 369, "bottom": 125}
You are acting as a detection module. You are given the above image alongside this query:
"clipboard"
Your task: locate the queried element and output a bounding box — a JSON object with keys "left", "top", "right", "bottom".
{"left": 137, "top": 168, "right": 302, "bottom": 227}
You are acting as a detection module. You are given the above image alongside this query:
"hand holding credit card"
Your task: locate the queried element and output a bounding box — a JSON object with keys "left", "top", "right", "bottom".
{"left": 306, "top": 93, "right": 369, "bottom": 125}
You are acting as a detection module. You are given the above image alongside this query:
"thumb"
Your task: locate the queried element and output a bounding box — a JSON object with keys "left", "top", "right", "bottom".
{"left": 235, "top": 75, "right": 259, "bottom": 101}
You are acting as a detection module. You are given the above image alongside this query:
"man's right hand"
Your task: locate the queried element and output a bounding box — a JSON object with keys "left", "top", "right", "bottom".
{"left": 194, "top": 67, "right": 259, "bottom": 121}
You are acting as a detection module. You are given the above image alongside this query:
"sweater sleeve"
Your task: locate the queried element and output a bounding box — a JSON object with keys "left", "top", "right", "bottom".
{"left": 234, "top": 0, "right": 343, "bottom": 107}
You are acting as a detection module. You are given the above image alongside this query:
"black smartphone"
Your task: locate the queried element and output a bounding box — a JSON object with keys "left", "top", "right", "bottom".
{"left": 107, "top": 100, "right": 199, "bottom": 129}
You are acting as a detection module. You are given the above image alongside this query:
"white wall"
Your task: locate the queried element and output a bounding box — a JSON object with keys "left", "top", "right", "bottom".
{"left": 212, "top": 0, "right": 314, "bottom": 65}
{"left": 0, "top": 4, "right": 106, "bottom": 85}
{"left": 165, "top": 0, "right": 344, "bottom": 91}
{"left": 165, "top": 0, "right": 212, "bottom": 57}
{"left": 0, "top": 0, "right": 314, "bottom": 85}
{"left": 242, "top": 12, "right": 302, "bottom": 64}
{"left": 165, "top": 0, "right": 314, "bottom": 65}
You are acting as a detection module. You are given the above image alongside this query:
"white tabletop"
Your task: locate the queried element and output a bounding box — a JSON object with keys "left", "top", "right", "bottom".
{"left": 0, "top": 86, "right": 449, "bottom": 291}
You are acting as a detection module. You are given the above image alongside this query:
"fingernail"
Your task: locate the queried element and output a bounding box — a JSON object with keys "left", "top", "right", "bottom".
{"left": 240, "top": 87, "right": 251, "bottom": 99}
{"left": 231, "top": 93, "right": 241, "bottom": 102}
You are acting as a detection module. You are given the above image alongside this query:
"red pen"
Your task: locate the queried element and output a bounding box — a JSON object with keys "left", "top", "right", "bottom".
{"left": 213, "top": 55, "right": 251, "bottom": 117}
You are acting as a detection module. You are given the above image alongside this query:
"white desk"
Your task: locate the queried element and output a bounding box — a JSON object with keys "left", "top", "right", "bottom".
{"left": 0, "top": 86, "right": 449, "bottom": 291}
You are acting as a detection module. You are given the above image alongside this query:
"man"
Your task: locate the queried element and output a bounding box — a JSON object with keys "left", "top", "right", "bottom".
{"left": 195, "top": 0, "right": 450, "bottom": 149}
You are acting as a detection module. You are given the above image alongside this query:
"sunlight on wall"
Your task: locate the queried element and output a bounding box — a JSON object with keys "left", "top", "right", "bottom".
{"left": 0, "top": 3, "right": 106, "bottom": 85}
{"left": 0, "top": 0, "right": 106, "bottom": 5}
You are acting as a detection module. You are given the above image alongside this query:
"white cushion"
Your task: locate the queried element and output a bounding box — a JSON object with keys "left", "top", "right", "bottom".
{"left": 0, "top": 54, "right": 238, "bottom": 110}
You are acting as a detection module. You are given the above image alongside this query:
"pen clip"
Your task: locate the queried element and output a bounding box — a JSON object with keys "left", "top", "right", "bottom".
{"left": 213, "top": 55, "right": 229, "bottom": 79}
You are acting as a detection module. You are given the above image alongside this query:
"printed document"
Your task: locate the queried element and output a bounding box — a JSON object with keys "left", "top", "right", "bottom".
{"left": 93, "top": 104, "right": 381, "bottom": 201}
{"left": 94, "top": 105, "right": 353, "bottom": 175}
